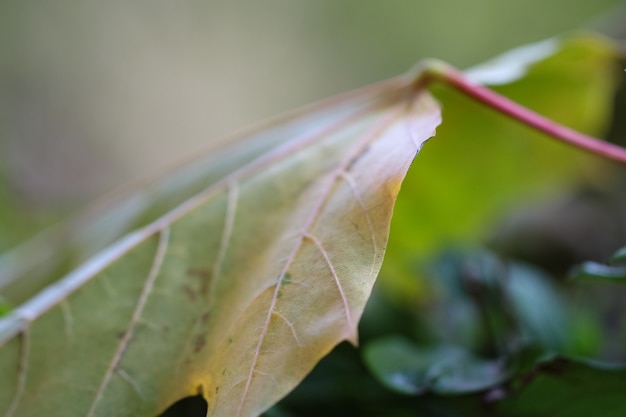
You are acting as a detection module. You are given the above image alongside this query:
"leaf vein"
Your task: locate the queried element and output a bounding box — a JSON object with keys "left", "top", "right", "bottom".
{"left": 116, "top": 368, "right": 146, "bottom": 400}
{"left": 234, "top": 103, "right": 407, "bottom": 416}
{"left": 4, "top": 330, "right": 28, "bottom": 417}
{"left": 60, "top": 300, "right": 75, "bottom": 342}
{"left": 338, "top": 171, "right": 378, "bottom": 279}
{"left": 0, "top": 88, "right": 396, "bottom": 346}
{"left": 85, "top": 227, "right": 170, "bottom": 416}
{"left": 209, "top": 181, "right": 239, "bottom": 307}
{"left": 272, "top": 311, "right": 302, "bottom": 347}
{"left": 304, "top": 232, "right": 353, "bottom": 330}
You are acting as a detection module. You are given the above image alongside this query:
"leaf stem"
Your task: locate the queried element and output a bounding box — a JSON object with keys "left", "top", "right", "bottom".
{"left": 415, "top": 59, "right": 626, "bottom": 165}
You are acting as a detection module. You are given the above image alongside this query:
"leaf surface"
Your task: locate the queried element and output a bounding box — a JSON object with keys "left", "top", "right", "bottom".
{"left": 0, "top": 75, "right": 441, "bottom": 416}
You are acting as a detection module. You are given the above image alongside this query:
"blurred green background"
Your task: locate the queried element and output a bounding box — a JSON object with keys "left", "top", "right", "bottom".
{"left": 1, "top": 0, "right": 625, "bottom": 251}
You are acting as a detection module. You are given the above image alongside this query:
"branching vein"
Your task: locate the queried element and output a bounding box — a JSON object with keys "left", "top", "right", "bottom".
{"left": 272, "top": 311, "right": 302, "bottom": 346}
{"left": 60, "top": 300, "right": 74, "bottom": 342}
{"left": 0, "top": 85, "right": 401, "bottom": 347}
{"left": 209, "top": 181, "right": 239, "bottom": 307}
{"left": 116, "top": 368, "right": 145, "bottom": 400}
{"left": 85, "top": 227, "right": 170, "bottom": 417}
{"left": 5, "top": 330, "right": 29, "bottom": 417}
{"left": 234, "top": 103, "right": 407, "bottom": 417}
{"left": 303, "top": 232, "right": 353, "bottom": 329}
{"left": 338, "top": 171, "right": 378, "bottom": 278}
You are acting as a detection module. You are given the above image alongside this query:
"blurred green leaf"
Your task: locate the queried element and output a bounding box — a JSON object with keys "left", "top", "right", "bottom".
{"left": 505, "top": 263, "right": 574, "bottom": 352}
{"left": 363, "top": 336, "right": 508, "bottom": 395}
{"left": 496, "top": 358, "right": 626, "bottom": 417}
{"left": 381, "top": 33, "right": 622, "bottom": 304}
{"left": 570, "top": 243, "right": 626, "bottom": 283}
{"left": 425, "top": 249, "right": 578, "bottom": 355}
{"left": 571, "top": 261, "right": 626, "bottom": 283}
{"left": 426, "top": 249, "right": 511, "bottom": 351}
{"left": 610, "top": 245, "right": 626, "bottom": 264}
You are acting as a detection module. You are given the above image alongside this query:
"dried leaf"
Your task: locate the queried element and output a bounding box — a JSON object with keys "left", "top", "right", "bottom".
{"left": 0, "top": 76, "right": 441, "bottom": 416}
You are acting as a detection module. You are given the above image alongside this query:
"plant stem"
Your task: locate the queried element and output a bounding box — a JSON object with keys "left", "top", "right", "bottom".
{"left": 415, "top": 59, "right": 626, "bottom": 165}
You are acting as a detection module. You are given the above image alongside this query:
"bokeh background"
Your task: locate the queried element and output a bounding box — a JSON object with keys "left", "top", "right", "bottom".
{"left": 1, "top": 0, "right": 625, "bottom": 250}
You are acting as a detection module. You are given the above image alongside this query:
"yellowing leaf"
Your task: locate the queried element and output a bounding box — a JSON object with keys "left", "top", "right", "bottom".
{"left": 0, "top": 78, "right": 441, "bottom": 416}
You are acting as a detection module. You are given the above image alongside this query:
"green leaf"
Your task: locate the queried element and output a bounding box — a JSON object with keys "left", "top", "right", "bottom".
{"left": 363, "top": 336, "right": 508, "bottom": 395}
{"left": 0, "top": 76, "right": 441, "bottom": 415}
{"left": 505, "top": 263, "right": 574, "bottom": 352}
{"left": 424, "top": 250, "right": 579, "bottom": 355}
{"left": 610, "top": 245, "right": 626, "bottom": 264}
{"left": 495, "top": 358, "right": 626, "bottom": 417}
{"left": 569, "top": 244, "right": 626, "bottom": 283}
{"left": 570, "top": 261, "right": 626, "bottom": 283}
{"left": 381, "top": 33, "right": 622, "bottom": 303}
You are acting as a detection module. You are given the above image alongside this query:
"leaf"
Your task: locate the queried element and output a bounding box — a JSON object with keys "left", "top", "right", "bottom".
{"left": 495, "top": 357, "right": 626, "bottom": 417}
{"left": 505, "top": 264, "right": 573, "bottom": 351}
{"left": 0, "top": 78, "right": 427, "bottom": 305}
{"left": 0, "top": 74, "right": 441, "bottom": 415}
{"left": 570, "top": 261, "right": 626, "bottom": 283}
{"left": 421, "top": 249, "right": 581, "bottom": 355}
{"left": 381, "top": 33, "right": 622, "bottom": 303}
{"left": 363, "top": 336, "right": 508, "bottom": 395}
{"left": 610, "top": 245, "right": 626, "bottom": 264}
{"left": 570, "top": 245, "right": 626, "bottom": 283}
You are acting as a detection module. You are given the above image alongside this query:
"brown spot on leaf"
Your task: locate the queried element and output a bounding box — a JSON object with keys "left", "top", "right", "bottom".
{"left": 116, "top": 331, "right": 126, "bottom": 340}
{"left": 194, "top": 335, "right": 206, "bottom": 353}
{"left": 186, "top": 267, "right": 212, "bottom": 294}
{"left": 201, "top": 311, "right": 210, "bottom": 323}
{"left": 182, "top": 284, "right": 196, "bottom": 302}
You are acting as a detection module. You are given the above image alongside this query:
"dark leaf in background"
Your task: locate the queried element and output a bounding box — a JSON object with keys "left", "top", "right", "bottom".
{"left": 505, "top": 264, "right": 573, "bottom": 352}
{"left": 495, "top": 357, "right": 626, "bottom": 417}
{"left": 363, "top": 336, "right": 509, "bottom": 395}
{"left": 571, "top": 261, "right": 626, "bottom": 283}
